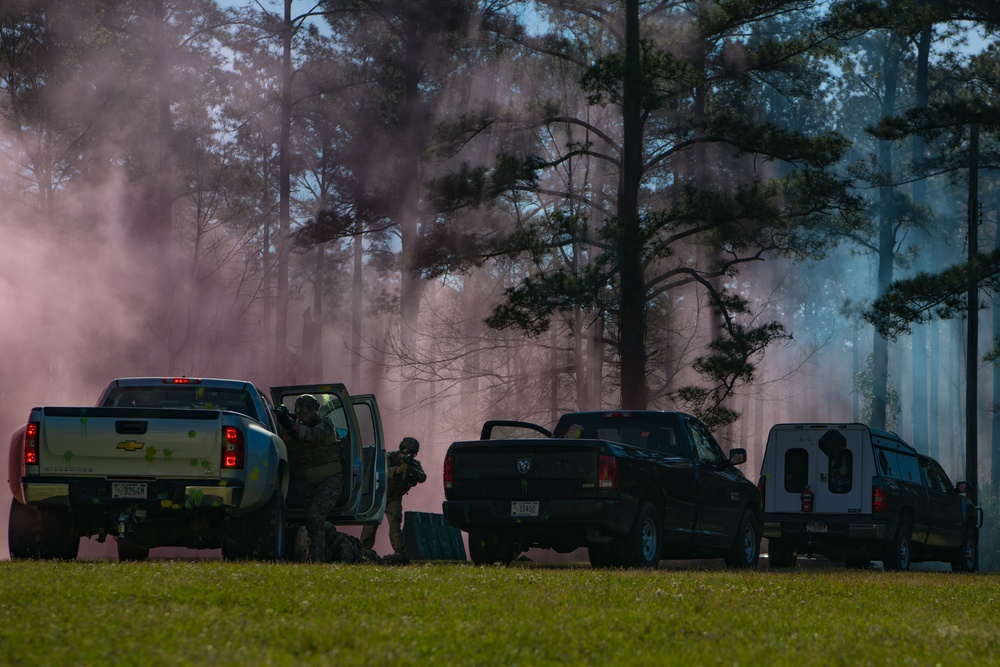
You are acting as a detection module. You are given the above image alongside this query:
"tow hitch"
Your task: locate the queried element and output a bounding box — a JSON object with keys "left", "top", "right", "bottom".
{"left": 116, "top": 507, "right": 147, "bottom": 538}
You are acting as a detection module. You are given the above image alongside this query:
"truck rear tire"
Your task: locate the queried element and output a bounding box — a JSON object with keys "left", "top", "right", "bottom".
{"left": 724, "top": 510, "right": 761, "bottom": 569}
{"left": 588, "top": 543, "right": 618, "bottom": 569}
{"left": 766, "top": 538, "right": 796, "bottom": 569}
{"left": 951, "top": 529, "right": 978, "bottom": 573}
{"left": 468, "top": 529, "right": 514, "bottom": 565}
{"left": 883, "top": 521, "right": 912, "bottom": 571}
{"left": 615, "top": 501, "right": 661, "bottom": 569}
{"left": 8, "top": 500, "right": 79, "bottom": 560}
{"left": 116, "top": 538, "right": 150, "bottom": 561}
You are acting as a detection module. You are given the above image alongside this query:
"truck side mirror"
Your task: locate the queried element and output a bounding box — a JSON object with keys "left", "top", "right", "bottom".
{"left": 956, "top": 480, "right": 971, "bottom": 494}
{"left": 730, "top": 448, "right": 747, "bottom": 466}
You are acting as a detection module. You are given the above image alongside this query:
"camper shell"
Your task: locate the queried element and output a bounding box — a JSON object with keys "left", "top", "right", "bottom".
{"left": 758, "top": 423, "right": 981, "bottom": 571}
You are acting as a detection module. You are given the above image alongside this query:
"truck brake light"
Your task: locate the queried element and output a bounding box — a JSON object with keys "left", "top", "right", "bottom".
{"left": 162, "top": 377, "right": 202, "bottom": 384}
{"left": 598, "top": 455, "right": 619, "bottom": 490}
{"left": 443, "top": 452, "right": 454, "bottom": 490}
{"left": 757, "top": 476, "right": 766, "bottom": 511}
{"left": 873, "top": 485, "right": 888, "bottom": 513}
{"left": 222, "top": 426, "right": 245, "bottom": 469}
{"left": 24, "top": 421, "right": 39, "bottom": 465}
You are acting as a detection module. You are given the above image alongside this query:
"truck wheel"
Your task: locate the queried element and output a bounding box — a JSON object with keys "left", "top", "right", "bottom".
{"left": 587, "top": 543, "right": 618, "bottom": 569}
{"left": 883, "top": 521, "right": 912, "bottom": 571}
{"left": 8, "top": 500, "right": 79, "bottom": 560}
{"left": 724, "top": 511, "right": 761, "bottom": 569}
{"left": 247, "top": 489, "right": 286, "bottom": 561}
{"left": 767, "top": 538, "right": 796, "bottom": 569}
{"left": 468, "top": 529, "right": 514, "bottom": 565}
{"left": 116, "top": 538, "right": 150, "bottom": 562}
{"left": 616, "top": 501, "right": 661, "bottom": 569}
{"left": 951, "top": 529, "right": 978, "bottom": 573}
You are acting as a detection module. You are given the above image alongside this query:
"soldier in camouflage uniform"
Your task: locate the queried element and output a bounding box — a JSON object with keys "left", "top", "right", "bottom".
{"left": 276, "top": 394, "right": 342, "bottom": 562}
{"left": 360, "top": 436, "right": 426, "bottom": 563}
{"left": 321, "top": 522, "right": 383, "bottom": 564}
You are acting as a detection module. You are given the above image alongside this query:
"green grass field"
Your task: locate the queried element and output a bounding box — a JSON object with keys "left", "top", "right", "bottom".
{"left": 1, "top": 560, "right": 997, "bottom": 666}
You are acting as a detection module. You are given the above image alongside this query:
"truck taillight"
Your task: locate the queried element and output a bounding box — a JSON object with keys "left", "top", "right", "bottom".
{"left": 24, "top": 421, "right": 39, "bottom": 465}
{"left": 873, "top": 485, "right": 888, "bottom": 513}
{"left": 757, "top": 476, "right": 766, "bottom": 511}
{"left": 443, "top": 452, "right": 454, "bottom": 490}
{"left": 222, "top": 426, "right": 244, "bottom": 469}
{"left": 598, "top": 455, "right": 619, "bottom": 490}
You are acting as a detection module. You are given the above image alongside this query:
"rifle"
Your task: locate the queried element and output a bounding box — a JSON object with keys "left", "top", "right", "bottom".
{"left": 396, "top": 453, "right": 426, "bottom": 485}
{"left": 272, "top": 404, "right": 296, "bottom": 430}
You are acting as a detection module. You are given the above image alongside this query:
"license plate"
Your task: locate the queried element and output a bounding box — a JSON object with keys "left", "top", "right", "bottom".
{"left": 806, "top": 522, "right": 827, "bottom": 533}
{"left": 112, "top": 482, "right": 147, "bottom": 500}
{"left": 511, "top": 501, "right": 539, "bottom": 517}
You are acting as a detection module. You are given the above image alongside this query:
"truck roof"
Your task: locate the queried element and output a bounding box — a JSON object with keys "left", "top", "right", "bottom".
{"left": 107, "top": 377, "right": 257, "bottom": 388}
{"left": 768, "top": 422, "right": 917, "bottom": 454}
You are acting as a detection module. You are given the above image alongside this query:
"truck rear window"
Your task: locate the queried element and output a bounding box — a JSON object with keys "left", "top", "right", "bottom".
{"left": 104, "top": 386, "right": 258, "bottom": 419}
{"left": 784, "top": 448, "right": 808, "bottom": 492}
{"left": 827, "top": 449, "right": 853, "bottom": 494}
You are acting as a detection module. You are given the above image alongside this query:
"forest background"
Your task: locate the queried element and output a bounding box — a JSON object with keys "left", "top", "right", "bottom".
{"left": 2, "top": 0, "right": 1000, "bottom": 563}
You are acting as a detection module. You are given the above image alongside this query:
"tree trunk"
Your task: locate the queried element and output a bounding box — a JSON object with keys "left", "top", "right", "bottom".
{"left": 965, "top": 123, "right": 979, "bottom": 504}
{"left": 871, "top": 38, "right": 900, "bottom": 430}
{"left": 910, "top": 19, "right": 931, "bottom": 449}
{"left": 352, "top": 220, "right": 364, "bottom": 391}
{"left": 617, "top": 0, "right": 647, "bottom": 409}
{"left": 274, "top": 0, "right": 293, "bottom": 380}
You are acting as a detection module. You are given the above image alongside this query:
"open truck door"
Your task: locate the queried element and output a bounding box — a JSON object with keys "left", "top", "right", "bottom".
{"left": 270, "top": 384, "right": 386, "bottom": 526}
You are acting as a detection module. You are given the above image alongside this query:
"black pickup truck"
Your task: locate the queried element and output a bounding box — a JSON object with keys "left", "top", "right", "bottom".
{"left": 442, "top": 410, "right": 762, "bottom": 568}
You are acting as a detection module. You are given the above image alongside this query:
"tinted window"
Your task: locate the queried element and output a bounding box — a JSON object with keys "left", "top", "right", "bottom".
{"left": 930, "top": 460, "right": 956, "bottom": 492}
{"left": 897, "top": 454, "right": 921, "bottom": 483}
{"left": 784, "top": 448, "right": 808, "bottom": 492}
{"left": 876, "top": 448, "right": 900, "bottom": 478}
{"left": 104, "top": 386, "right": 259, "bottom": 420}
{"left": 828, "top": 449, "right": 853, "bottom": 494}
{"left": 920, "top": 459, "right": 953, "bottom": 494}
{"left": 353, "top": 402, "right": 376, "bottom": 447}
{"left": 554, "top": 415, "right": 684, "bottom": 450}
{"left": 688, "top": 421, "right": 725, "bottom": 463}
{"left": 280, "top": 393, "right": 350, "bottom": 440}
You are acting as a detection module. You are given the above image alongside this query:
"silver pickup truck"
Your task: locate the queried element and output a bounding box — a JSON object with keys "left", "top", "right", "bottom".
{"left": 7, "top": 377, "right": 387, "bottom": 561}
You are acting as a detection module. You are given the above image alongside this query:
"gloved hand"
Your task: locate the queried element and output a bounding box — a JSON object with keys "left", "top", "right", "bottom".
{"left": 275, "top": 407, "right": 295, "bottom": 431}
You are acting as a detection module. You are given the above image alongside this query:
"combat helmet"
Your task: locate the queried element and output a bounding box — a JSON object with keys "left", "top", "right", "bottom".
{"left": 400, "top": 436, "right": 419, "bottom": 455}
{"left": 294, "top": 394, "right": 320, "bottom": 411}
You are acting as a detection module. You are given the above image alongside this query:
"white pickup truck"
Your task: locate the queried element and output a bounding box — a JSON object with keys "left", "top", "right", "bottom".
{"left": 7, "top": 377, "right": 387, "bottom": 561}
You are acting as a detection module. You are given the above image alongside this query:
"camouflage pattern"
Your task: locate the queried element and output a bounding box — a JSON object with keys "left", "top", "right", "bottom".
{"left": 360, "top": 443, "right": 426, "bottom": 560}
{"left": 385, "top": 449, "right": 426, "bottom": 498}
{"left": 283, "top": 414, "right": 341, "bottom": 473}
{"left": 321, "top": 522, "right": 383, "bottom": 564}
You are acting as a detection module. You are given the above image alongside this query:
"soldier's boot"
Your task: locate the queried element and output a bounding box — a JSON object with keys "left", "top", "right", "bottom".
{"left": 293, "top": 526, "right": 310, "bottom": 562}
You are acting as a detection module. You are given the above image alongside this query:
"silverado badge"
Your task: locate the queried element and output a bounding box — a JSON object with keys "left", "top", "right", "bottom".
{"left": 116, "top": 440, "right": 145, "bottom": 452}
{"left": 517, "top": 458, "right": 531, "bottom": 474}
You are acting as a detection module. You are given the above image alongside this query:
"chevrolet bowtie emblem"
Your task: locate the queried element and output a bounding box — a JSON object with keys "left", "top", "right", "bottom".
{"left": 116, "top": 440, "right": 145, "bottom": 452}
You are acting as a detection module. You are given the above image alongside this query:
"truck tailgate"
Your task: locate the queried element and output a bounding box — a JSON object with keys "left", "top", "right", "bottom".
{"left": 37, "top": 407, "right": 223, "bottom": 478}
{"left": 448, "top": 440, "right": 604, "bottom": 499}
